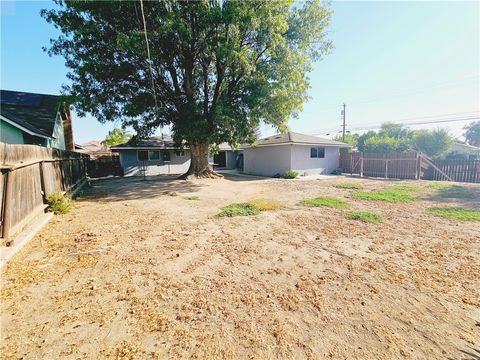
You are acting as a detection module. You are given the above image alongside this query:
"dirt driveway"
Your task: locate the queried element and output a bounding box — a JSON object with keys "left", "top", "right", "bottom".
{"left": 1, "top": 175, "right": 479, "bottom": 359}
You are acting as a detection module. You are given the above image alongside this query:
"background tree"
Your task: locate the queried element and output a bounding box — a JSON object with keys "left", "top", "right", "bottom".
{"left": 464, "top": 121, "right": 480, "bottom": 146}
{"left": 411, "top": 128, "right": 453, "bottom": 158}
{"left": 378, "top": 122, "right": 412, "bottom": 139}
{"left": 43, "top": 0, "right": 332, "bottom": 178}
{"left": 101, "top": 128, "right": 132, "bottom": 146}
{"left": 362, "top": 135, "right": 410, "bottom": 153}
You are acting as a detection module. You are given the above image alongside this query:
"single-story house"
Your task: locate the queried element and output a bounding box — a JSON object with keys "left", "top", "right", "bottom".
{"left": 0, "top": 89, "right": 74, "bottom": 151}
{"left": 449, "top": 143, "right": 480, "bottom": 159}
{"left": 111, "top": 136, "right": 191, "bottom": 176}
{"left": 241, "top": 131, "right": 351, "bottom": 177}
{"left": 209, "top": 143, "right": 242, "bottom": 170}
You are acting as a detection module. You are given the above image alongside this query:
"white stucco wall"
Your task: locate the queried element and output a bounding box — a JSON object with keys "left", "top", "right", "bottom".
{"left": 119, "top": 149, "right": 191, "bottom": 176}
{"left": 290, "top": 145, "right": 340, "bottom": 175}
{"left": 243, "top": 145, "right": 292, "bottom": 177}
{"left": 243, "top": 144, "right": 341, "bottom": 177}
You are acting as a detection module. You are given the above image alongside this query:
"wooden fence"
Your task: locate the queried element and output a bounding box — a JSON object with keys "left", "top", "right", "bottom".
{"left": 340, "top": 152, "right": 419, "bottom": 179}
{"left": 425, "top": 158, "right": 480, "bottom": 183}
{"left": 87, "top": 155, "right": 123, "bottom": 178}
{"left": 0, "top": 142, "right": 88, "bottom": 243}
{"left": 340, "top": 151, "right": 480, "bottom": 183}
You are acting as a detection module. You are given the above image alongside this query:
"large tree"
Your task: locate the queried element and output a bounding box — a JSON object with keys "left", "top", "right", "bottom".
{"left": 42, "top": 0, "right": 331, "bottom": 177}
{"left": 464, "top": 121, "right": 480, "bottom": 146}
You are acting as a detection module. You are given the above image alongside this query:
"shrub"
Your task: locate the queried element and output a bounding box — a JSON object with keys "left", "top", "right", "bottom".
{"left": 247, "top": 199, "right": 282, "bottom": 211}
{"left": 346, "top": 211, "right": 382, "bottom": 223}
{"left": 352, "top": 189, "right": 416, "bottom": 202}
{"left": 427, "top": 207, "right": 480, "bottom": 221}
{"left": 283, "top": 170, "right": 298, "bottom": 179}
{"left": 46, "top": 191, "right": 73, "bottom": 214}
{"left": 218, "top": 203, "right": 260, "bottom": 217}
{"left": 301, "top": 196, "right": 348, "bottom": 208}
{"left": 334, "top": 183, "right": 363, "bottom": 190}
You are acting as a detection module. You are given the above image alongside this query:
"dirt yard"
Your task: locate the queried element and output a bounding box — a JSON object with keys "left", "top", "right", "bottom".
{"left": 1, "top": 174, "right": 479, "bottom": 359}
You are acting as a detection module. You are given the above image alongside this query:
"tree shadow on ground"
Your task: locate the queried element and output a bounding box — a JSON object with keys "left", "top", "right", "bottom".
{"left": 78, "top": 176, "right": 204, "bottom": 202}
{"left": 221, "top": 173, "right": 271, "bottom": 182}
{"left": 424, "top": 185, "right": 480, "bottom": 209}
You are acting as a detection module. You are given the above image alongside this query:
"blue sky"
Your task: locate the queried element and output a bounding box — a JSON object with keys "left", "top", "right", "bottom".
{"left": 1, "top": 1, "right": 479, "bottom": 144}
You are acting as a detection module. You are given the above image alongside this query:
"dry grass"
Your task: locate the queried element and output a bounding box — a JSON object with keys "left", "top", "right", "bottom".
{"left": 1, "top": 176, "right": 478, "bottom": 359}
{"left": 247, "top": 198, "right": 283, "bottom": 211}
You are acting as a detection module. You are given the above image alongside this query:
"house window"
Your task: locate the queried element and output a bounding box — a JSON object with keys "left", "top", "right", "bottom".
{"left": 175, "top": 150, "right": 185, "bottom": 157}
{"left": 310, "top": 147, "right": 325, "bottom": 158}
{"left": 137, "top": 150, "right": 160, "bottom": 161}
{"left": 162, "top": 151, "right": 171, "bottom": 162}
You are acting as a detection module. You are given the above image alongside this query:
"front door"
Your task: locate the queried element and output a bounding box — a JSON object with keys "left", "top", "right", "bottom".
{"left": 214, "top": 151, "right": 227, "bottom": 168}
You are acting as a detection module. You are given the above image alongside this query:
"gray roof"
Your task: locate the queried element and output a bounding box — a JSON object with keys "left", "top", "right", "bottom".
{"left": 452, "top": 143, "right": 480, "bottom": 153}
{"left": 246, "top": 131, "right": 351, "bottom": 147}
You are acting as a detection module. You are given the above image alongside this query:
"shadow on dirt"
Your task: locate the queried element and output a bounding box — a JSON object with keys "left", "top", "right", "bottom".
{"left": 78, "top": 176, "right": 204, "bottom": 202}
{"left": 424, "top": 185, "right": 480, "bottom": 209}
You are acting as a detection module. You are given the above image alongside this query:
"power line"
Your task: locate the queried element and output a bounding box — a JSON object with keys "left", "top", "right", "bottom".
{"left": 311, "top": 114, "right": 480, "bottom": 135}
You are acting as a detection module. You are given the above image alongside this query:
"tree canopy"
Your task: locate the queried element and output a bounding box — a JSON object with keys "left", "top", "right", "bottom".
{"left": 42, "top": 0, "right": 332, "bottom": 177}
{"left": 464, "top": 121, "right": 480, "bottom": 146}
{"left": 101, "top": 128, "right": 132, "bottom": 146}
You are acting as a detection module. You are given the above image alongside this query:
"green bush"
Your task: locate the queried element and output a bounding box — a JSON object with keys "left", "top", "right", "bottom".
{"left": 427, "top": 207, "right": 480, "bottom": 221}
{"left": 301, "top": 196, "right": 348, "bottom": 208}
{"left": 46, "top": 191, "right": 73, "bottom": 214}
{"left": 218, "top": 203, "right": 261, "bottom": 217}
{"left": 346, "top": 211, "right": 382, "bottom": 223}
{"left": 334, "top": 183, "right": 363, "bottom": 190}
{"left": 352, "top": 189, "right": 416, "bottom": 202}
{"left": 283, "top": 170, "right": 298, "bottom": 179}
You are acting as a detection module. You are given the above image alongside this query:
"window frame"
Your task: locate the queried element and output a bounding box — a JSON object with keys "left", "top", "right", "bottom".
{"left": 310, "top": 147, "right": 326, "bottom": 159}
{"left": 137, "top": 150, "right": 161, "bottom": 161}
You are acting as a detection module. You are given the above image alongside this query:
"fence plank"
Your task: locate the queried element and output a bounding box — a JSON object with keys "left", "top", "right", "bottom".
{"left": 0, "top": 142, "right": 88, "bottom": 241}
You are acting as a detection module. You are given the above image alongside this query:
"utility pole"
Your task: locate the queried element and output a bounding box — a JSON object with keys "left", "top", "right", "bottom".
{"left": 341, "top": 103, "right": 346, "bottom": 142}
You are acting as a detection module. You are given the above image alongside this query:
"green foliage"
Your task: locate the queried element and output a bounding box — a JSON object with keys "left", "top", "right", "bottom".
{"left": 427, "top": 207, "right": 480, "bottom": 221}
{"left": 334, "top": 134, "right": 358, "bottom": 148}
{"left": 464, "top": 121, "right": 480, "bottom": 146}
{"left": 334, "top": 183, "right": 363, "bottom": 189}
{"left": 412, "top": 128, "right": 453, "bottom": 158}
{"left": 379, "top": 122, "right": 413, "bottom": 139}
{"left": 101, "top": 128, "right": 132, "bottom": 146}
{"left": 218, "top": 203, "right": 260, "bottom": 217}
{"left": 42, "top": 0, "right": 332, "bottom": 151}
{"left": 390, "top": 183, "right": 422, "bottom": 192}
{"left": 46, "top": 191, "right": 73, "bottom": 214}
{"left": 301, "top": 196, "right": 348, "bottom": 208}
{"left": 352, "top": 188, "right": 417, "bottom": 202}
{"left": 346, "top": 211, "right": 382, "bottom": 223}
{"left": 363, "top": 135, "right": 411, "bottom": 153}
{"left": 427, "top": 182, "right": 462, "bottom": 191}
{"left": 283, "top": 170, "right": 299, "bottom": 179}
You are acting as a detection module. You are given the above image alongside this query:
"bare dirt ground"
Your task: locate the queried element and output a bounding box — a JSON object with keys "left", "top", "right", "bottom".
{"left": 1, "top": 174, "right": 479, "bottom": 359}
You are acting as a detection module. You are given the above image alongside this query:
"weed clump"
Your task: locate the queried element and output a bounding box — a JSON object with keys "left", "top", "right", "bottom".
{"left": 334, "top": 183, "right": 363, "bottom": 190}
{"left": 301, "top": 196, "right": 348, "bottom": 208}
{"left": 427, "top": 207, "right": 480, "bottom": 221}
{"left": 247, "top": 199, "right": 282, "bottom": 211}
{"left": 346, "top": 211, "right": 382, "bottom": 223}
{"left": 352, "top": 188, "right": 416, "bottom": 202}
{"left": 283, "top": 170, "right": 298, "bottom": 179}
{"left": 46, "top": 191, "right": 73, "bottom": 214}
{"left": 218, "top": 203, "right": 261, "bottom": 217}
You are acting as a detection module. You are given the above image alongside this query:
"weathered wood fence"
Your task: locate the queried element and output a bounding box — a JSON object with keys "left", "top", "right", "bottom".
{"left": 423, "top": 158, "right": 480, "bottom": 183}
{"left": 340, "top": 151, "right": 480, "bottom": 183}
{"left": 340, "top": 152, "right": 419, "bottom": 179}
{"left": 0, "top": 142, "right": 89, "bottom": 242}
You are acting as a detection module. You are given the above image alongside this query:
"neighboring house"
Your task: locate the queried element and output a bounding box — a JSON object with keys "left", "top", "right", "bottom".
{"left": 0, "top": 89, "right": 74, "bottom": 150}
{"left": 449, "top": 143, "right": 480, "bottom": 158}
{"left": 111, "top": 136, "right": 190, "bottom": 176}
{"left": 241, "top": 131, "right": 351, "bottom": 177}
{"left": 77, "top": 140, "right": 112, "bottom": 159}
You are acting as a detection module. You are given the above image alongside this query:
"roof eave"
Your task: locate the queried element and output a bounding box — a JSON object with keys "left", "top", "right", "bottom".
{"left": 0, "top": 114, "right": 53, "bottom": 139}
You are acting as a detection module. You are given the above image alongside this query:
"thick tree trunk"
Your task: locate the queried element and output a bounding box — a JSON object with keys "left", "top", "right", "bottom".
{"left": 180, "top": 141, "right": 223, "bottom": 179}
